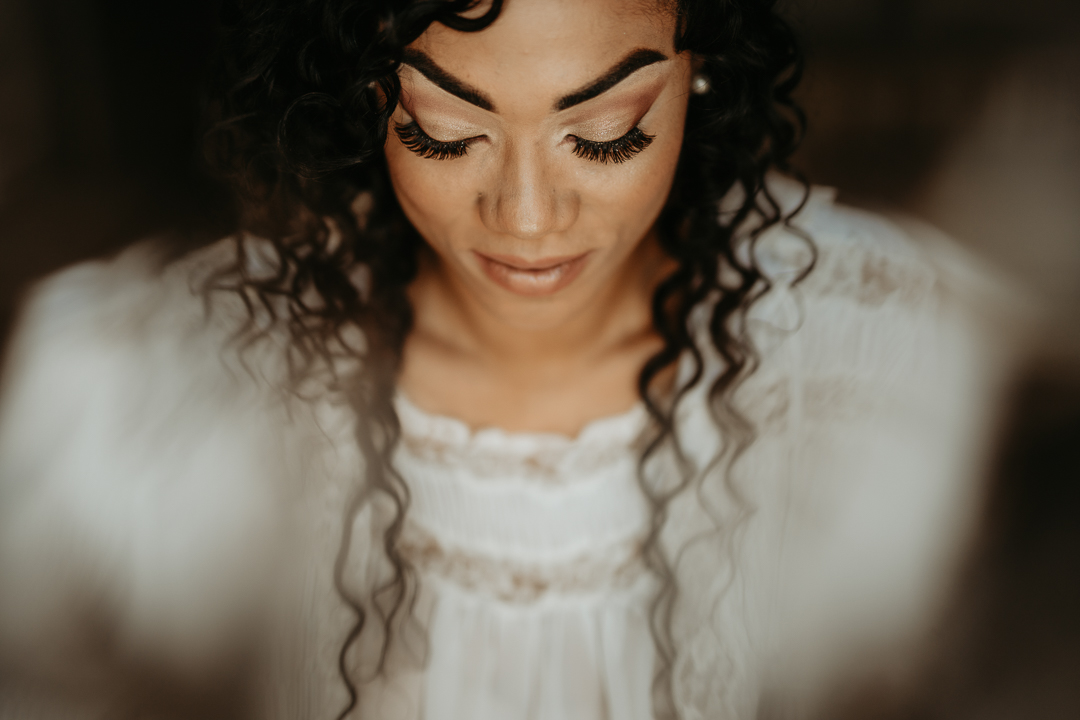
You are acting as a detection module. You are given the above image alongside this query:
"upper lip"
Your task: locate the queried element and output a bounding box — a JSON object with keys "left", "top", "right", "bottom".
{"left": 474, "top": 251, "right": 589, "bottom": 271}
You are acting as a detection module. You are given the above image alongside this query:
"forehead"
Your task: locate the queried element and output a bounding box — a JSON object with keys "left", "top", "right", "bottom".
{"left": 410, "top": 0, "right": 677, "bottom": 101}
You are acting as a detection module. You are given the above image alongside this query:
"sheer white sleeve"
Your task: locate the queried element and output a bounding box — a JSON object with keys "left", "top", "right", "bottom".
{"left": 0, "top": 243, "right": 294, "bottom": 715}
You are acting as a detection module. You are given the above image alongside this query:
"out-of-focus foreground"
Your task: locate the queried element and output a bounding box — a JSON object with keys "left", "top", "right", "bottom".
{"left": 0, "top": 0, "right": 1077, "bottom": 718}
{"left": 786, "top": 4, "right": 1080, "bottom": 718}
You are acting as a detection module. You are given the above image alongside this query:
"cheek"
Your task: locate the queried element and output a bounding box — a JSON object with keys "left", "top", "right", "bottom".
{"left": 384, "top": 140, "right": 478, "bottom": 250}
{"left": 578, "top": 119, "right": 685, "bottom": 239}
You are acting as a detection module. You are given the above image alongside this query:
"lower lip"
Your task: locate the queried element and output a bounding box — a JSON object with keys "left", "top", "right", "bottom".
{"left": 474, "top": 252, "right": 591, "bottom": 296}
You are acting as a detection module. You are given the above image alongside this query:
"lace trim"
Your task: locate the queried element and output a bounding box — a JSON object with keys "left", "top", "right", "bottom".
{"left": 395, "top": 395, "right": 648, "bottom": 484}
{"left": 398, "top": 520, "right": 648, "bottom": 603}
{"left": 398, "top": 432, "right": 639, "bottom": 484}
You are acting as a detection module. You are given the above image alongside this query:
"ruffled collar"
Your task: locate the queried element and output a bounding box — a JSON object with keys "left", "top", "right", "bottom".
{"left": 393, "top": 392, "right": 649, "bottom": 483}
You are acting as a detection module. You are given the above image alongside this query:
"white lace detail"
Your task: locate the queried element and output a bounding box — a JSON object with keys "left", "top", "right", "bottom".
{"left": 395, "top": 393, "right": 649, "bottom": 484}
{"left": 399, "top": 519, "right": 648, "bottom": 603}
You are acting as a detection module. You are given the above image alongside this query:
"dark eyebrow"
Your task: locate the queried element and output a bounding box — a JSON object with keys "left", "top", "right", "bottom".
{"left": 399, "top": 47, "right": 668, "bottom": 115}
{"left": 554, "top": 48, "right": 668, "bottom": 111}
{"left": 400, "top": 49, "right": 496, "bottom": 112}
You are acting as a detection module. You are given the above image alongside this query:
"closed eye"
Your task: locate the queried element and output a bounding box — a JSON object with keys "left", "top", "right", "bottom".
{"left": 569, "top": 126, "right": 654, "bottom": 164}
{"left": 395, "top": 121, "right": 478, "bottom": 160}
{"left": 396, "top": 119, "right": 654, "bottom": 165}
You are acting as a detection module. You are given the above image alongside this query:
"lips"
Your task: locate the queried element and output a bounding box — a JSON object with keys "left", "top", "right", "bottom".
{"left": 474, "top": 251, "right": 591, "bottom": 296}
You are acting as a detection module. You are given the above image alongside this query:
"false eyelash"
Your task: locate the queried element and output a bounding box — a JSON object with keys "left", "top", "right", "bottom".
{"left": 395, "top": 121, "right": 472, "bottom": 160}
{"left": 571, "top": 126, "right": 654, "bottom": 164}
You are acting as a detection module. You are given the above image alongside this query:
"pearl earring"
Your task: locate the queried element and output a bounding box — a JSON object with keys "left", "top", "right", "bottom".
{"left": 691, "top": 73, "right": 711, "bottom": 95}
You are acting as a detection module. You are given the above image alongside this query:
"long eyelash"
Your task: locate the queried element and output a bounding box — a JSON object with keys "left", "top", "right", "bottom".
{"left": 571, "top": 126, "right": 654, "bottom": 164}
{"left": 394, "top": 121, "right": 471, "bottom": 160}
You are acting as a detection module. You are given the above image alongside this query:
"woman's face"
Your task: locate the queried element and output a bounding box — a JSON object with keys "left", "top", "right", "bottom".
{"left": 385, "top": 0, "right": 692, "bottom": 329}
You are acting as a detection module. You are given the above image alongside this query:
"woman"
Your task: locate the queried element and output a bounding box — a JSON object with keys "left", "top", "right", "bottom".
{"left": 0, "top": 0, "right": 1022, "bottom": 718}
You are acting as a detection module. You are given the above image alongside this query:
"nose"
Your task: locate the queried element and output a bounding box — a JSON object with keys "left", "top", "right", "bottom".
{"left": 479, "top": 139, "right": 578, "bottom": 240}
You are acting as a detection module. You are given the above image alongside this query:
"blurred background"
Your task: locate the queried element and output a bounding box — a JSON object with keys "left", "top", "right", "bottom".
{"left": 0, "top": 0, "right": 1077, "bottom": 717}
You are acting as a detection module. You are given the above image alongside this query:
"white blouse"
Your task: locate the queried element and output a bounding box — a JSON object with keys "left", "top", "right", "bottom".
{"left": 391, "top": 394, "right": 654, "bottom": 720}
{"left": 0, "top": 182, "right": 1026, "bottom": 720}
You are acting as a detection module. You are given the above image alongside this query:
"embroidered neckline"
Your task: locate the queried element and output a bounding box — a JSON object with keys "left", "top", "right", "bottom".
{"left": 398, "top": 519, "right": 648, "bottom": 603}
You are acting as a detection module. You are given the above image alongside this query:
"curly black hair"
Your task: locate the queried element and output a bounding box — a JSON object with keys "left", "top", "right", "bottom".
{"left": 203, "top": 1, "right": 810, "bottom": 717}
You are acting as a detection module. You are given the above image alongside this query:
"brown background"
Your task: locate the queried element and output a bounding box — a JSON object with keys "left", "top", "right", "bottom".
{"left": 0, "top": 1, "right": 1077, "bottom": 717}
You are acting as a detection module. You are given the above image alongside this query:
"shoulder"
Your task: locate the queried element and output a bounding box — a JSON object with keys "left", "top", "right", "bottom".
{"left": 0, "top": 238, "right": 300, "bottom": 681}
{"left": 2, "top": 237, "right": 299, "bottom": 413}
{"left": 741, "top": 184, "right": 1029, "bottom": 524}
{"left": 757, "top": 178, "right": 974, "bottom": 316}
{"left": 0, "top": 239, "right": 297, "bottom": 474}
{"left": 747, "top": 178, "right": 1031, "bottom": 390}
{"left": 10, "top": 237, "right": 253, "bottom": 370}
{"left": 800, "top": 193, "right": 1011, "bottom": 319}
{"left": 801, "top": 197, "right": 938, "bottom": 305}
